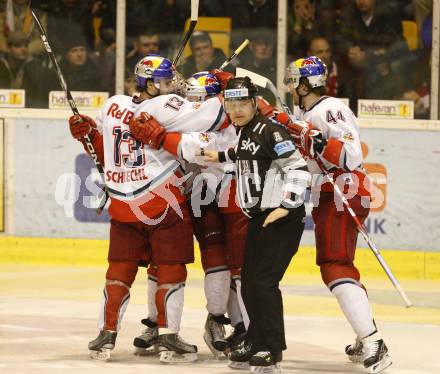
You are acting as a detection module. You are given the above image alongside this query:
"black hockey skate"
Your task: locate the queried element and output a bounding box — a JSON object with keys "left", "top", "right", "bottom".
{"left": 133, "top": 318, "right": 159, "bottom": 355}
{"left": 228, "top": 340, "right": 254, "bottom": 370}
{"left": 362, "top": 333, "right": 392, "bottom": 373}
{"left": 345, "top": 337, "right": 363, "bottom": 363}
{"left": 226, "top": 322, "right": 246, "bottom": 351}
{"left": 88, "top": 330, "right": 117, "bottom": 361}
{"left": 203, "top": 313, "right": 230, "bottom": 358}
{"left": 249, "top": 351, "right": 282, "bottom": 373}
{"left": 158, "top": 333, "right": 198, "bottom": 364}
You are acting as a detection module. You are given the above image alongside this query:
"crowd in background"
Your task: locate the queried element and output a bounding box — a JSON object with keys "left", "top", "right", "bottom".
{"left": 0, "top": 0, "right": 434, "bottom": 118}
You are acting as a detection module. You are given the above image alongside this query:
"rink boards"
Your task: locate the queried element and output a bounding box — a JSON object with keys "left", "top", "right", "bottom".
{"left": 0, "top": 110, "right": 439, "bottom": 280}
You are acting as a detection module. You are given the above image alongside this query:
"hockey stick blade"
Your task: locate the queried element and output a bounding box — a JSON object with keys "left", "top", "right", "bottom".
{"left": 172, "top": 0, "right": 199, "bottom": 67}
{"left": 235, "top": 67, "right": 293, "bottom": 116}
{"left": 236, "top": 67, "right": 269, "bottom": 88}
{"left": 219, "top": 39, "right": 249, "bottom": 70}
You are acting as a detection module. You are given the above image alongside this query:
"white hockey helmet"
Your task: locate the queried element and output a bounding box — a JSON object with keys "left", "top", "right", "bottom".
{"left": 284, "top": 56, "right": 328, "bottom": 89}
{"left": 185, "top": 71, "right": 221, "bottom": 102}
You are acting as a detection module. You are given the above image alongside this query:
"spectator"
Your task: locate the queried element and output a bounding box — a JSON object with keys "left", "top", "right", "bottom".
{"left": 126, "top": 0, "right": 186, "bottom": 37}
{"left": 338, "top": 0, "right": 407, "bottom": 69}
{"left": 126, "top": 30, "right": 161, "bottom": 73}
{"left": 53, "top": 35, "right": 105, "bottom": 92}
{"left": 224, "top": 0, "right": 277, "bottom": 30}
{"left": 46, "top": 0, "right": 91, "bottom": 53}
{"left": 224, "top": 0, "right": 277, "bottom": 47}
{"left": 288, "top": 0, "right": 319, "bottom": 58}
{"left": 0, "top": 30, "right": 31, "bottom": 88}
{"left": 336, "top": 0, "right": 408, "bottom": 110}
{"left": 179, "top": 31, "right": 227, "bottom": 78}
{"left": 87, "top": 0, "right": 116, "bottom": 49}
{"left": 365, "top": 53, "right": 405, "bottom": 100}
{"left": 92, "top": 27, "right": 116, "bottom": 95}
{"left": 401, "top": 12, "right": 431, "bottom": 119}
{"left": 412, "top": 0, "right": 432, "bottom": 46}
{"left": 239, "top": 30, "right": 276, "bottom": 103}
{"left": 307, "top": 36, "right": 345, "bottom": 97}
{"left": 21, "top": 53, "right": 56, "bottom": 108}
{"left": 0, "top": 0, "right": 47, "bottom": 56}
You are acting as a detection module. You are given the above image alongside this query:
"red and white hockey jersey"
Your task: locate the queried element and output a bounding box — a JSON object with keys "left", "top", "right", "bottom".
{"left": 158, "top": 118, "right": 240, "bottom": 213}
{"left": 93, "top": 93, "right": 228, "bottom": 221}
{"left": 295, "top": 96, "right": 370, "bottom": 196}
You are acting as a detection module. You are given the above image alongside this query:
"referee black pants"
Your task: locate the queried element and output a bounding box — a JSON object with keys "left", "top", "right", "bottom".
{"left": 241, "top": 206, "right": 305, "bottom": 354}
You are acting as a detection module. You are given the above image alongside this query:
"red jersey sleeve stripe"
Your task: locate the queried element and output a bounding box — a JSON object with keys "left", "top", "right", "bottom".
{"left": 321, "top": 138, "right": 344, "bottom": 167}
{"left": 162, "top": 132, "right": 182, "bottom": 157}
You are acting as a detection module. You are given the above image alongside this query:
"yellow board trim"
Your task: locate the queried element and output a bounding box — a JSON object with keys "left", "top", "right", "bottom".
{"left": 0, "top": 119, "right": 4, "bottom": 232}
{"left": 0, "top": 236, "right": 439, "bottom": 280}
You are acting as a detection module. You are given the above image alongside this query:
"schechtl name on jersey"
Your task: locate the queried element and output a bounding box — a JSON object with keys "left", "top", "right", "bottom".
{"left": 106, "top": 169, "right": 148, "bottom": 183}
{"left": 107, "top": 103, "right": 135, "bottom": 125}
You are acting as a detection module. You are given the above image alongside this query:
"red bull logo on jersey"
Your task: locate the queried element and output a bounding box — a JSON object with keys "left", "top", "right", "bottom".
{"left": 198, "top": 132, "right": 212, "bottom": 143}
{"left": 107, "top": 103, "right": 135, "bottom": 125}
{"left": 106, "top": 169, "right": 149, "bottom": 183}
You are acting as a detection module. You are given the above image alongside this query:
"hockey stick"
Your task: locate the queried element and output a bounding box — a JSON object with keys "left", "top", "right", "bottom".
{"left": 314, "top": 156, "right": 413, "bottom": 308}
{"left": 219, "top": 39, "right": 250, "bottom": 70}
{"left": 31, "top": 9, "right": 109, "bottom": 214}
{"left": 237, "top": 68, "right": 413, "bottom": 308}
{"left": 172, "top": 0, "right": 199, "bottom": 67}
{"left": 236, "top": 67, "right": 293, "bottom": 116}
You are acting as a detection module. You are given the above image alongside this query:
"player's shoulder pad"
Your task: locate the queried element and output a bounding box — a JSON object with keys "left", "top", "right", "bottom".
{"left": 150, "top": 93, "right": 178, "bottom": 103}
{"left": 102, "top": 94, "right": 134, "bottom": 116}
{"left": 105, "top": 94, "right": 129, "bottom": 106}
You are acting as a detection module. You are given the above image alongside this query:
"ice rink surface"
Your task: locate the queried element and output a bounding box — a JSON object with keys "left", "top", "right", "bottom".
{"left": 1, "top": 264, "right": 440, "bottom": 374}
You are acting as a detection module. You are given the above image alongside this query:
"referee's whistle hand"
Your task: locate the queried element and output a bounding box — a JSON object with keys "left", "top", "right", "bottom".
{"left": 197, "top": 150, "right": 219, "bottom": 162}
{"left": 262, "top": 208, "right": 289, "bottom": 227}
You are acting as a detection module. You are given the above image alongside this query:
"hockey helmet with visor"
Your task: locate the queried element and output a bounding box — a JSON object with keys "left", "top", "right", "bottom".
{"left": 284, "top": 56, "right": 327, "bottom": 89}
{"left": 186, "top": 71, "right": 221, "bottom": 102}
{"left": 134, "top": 54, "right": 175, "bottom": 92}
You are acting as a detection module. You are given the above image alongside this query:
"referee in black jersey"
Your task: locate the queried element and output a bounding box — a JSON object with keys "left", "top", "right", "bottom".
{"left": 202, "top": 77, "right": 311, "bottom": 372}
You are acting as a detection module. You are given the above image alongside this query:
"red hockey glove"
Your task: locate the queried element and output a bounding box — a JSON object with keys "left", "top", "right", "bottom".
{"left": 210, "top": 69, "right": 234, "bottom": 90}
{"left": 129, "top": 112, "right": 166, "bottom": 149}
{"left": 256, "top": 97, "right": 293, "bottom": 127}
{"left": 272, "top": 110, "right": 293, "bottom": 127}
{"left": 257, "top": 97, "right": 275, "bottom": 116}
{"left": 68, "top": 114, "right": 97, "bottom": 140}
{"left": 286, "top": 120, "right": 327, "bottom": 158}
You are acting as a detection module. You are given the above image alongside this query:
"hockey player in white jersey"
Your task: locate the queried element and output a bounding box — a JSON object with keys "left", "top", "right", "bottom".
{"left": 68, "top": 55, "right": 229, "bottom": 363}
{"left": 132, "top": 70, "right": 298, "bottom": 358}
{"left": 284, "top": 56, "right": 392, "bottom": 374}
{"left": 131, "top": 71, "right": 248, "bottom": 358}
